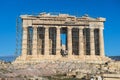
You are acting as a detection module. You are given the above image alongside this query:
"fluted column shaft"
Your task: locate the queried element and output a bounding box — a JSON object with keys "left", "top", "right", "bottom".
{"left": 32, "top": 26, "right": 38, "bottom": 57}
{"left": 21, "top": 27, "right": 28, "bottom": 59}
{"left": 56, "top": 27, "right": 61, "bottom": 56}
{"left": 67, "top": 27, "right": 72, "bottom": 56}
{"left": 79, "top": 27, "right": 84, "bottom": 56}
{"left": 90, "top": 28, "right": 95, "bottom": 56}
{"left": 44, "top": 27, "right": 49, "bottom": 55}
{"left": 99, "top": 28, "right": 105, "bottom": 56}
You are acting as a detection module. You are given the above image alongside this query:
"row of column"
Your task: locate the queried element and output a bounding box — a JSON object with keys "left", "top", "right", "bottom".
{"left": 21, "top": 25, "right": 105, "bottom": 58}
{"left": 64, "top": 27, "right": 104, "bottom": 56}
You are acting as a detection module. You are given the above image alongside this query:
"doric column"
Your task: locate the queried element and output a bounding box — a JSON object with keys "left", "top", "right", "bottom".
{"left": 67, "top": 27, "right": 72, "bottom": 56}
{"left": 79, "top": 27, "right": 84, "bottom": 56}
{"left": 56, "top": 27, "right": 61, "bottom": 56}
{"left": 99, "top": 28, "right": 105, "bottom": 56}
{"left": 32, "top": 26, "right": 38, "bottom": 57}
{"left": 90, "top": 28, "right": 95, "bottom": 56}
{"left": 44, "top": 27, "right": 49, "bottom": 55}
{"left": 21, "top": 27, "right": 28, "bottom": 59}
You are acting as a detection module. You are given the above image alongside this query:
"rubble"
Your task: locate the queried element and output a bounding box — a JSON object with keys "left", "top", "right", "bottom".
{"left": 0, "top": 60, "right": 120, "bottom": 79}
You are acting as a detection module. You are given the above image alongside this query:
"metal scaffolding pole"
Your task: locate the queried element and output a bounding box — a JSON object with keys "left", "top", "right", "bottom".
{"left": 15, "top": 17, "right": 22, "bottom": 58}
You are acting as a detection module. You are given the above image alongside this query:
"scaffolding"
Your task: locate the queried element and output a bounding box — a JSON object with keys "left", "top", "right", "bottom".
{"left": 15, "top": 17, "right": 22, "bottom": 57}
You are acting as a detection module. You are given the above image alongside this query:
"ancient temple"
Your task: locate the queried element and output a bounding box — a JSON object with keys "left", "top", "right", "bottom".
{"left": 14, "top": 12, "right": 110, "bottom": 63}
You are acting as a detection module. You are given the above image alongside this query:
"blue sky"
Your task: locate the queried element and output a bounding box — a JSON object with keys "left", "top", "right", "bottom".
{"left": 0, "top": 0, "right": 120, "bottom": 56}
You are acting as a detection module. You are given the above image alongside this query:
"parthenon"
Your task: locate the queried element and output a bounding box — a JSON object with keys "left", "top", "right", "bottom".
{"left": 14, "top": 12, "right": 110, "bottom": 63}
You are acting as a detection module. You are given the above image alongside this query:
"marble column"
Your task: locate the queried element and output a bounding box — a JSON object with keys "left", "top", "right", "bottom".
{"left": 21, "top": 27, "right": 28, "bottom": 59}
{"left": 56, "top": 27, "right": 61, "bottom": 56}
{"left": 99, "top": 28, "right": 105, "bottom": 56}
{"left": 32, "top": 26, "right": 38, "bottom": 57}
{"left": 79, "top": 27, "right": 84, "bottom": 56}
{"left": 44, "top": 27, "right": 49, "bottom": 55}
{"left": 90, "top": 28, "right": 95, "bottom": 56}
{"left": 67, "top": 27, "right": 72, "bottom": 56}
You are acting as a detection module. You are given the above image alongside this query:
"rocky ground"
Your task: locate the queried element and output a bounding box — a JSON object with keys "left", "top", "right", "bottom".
{"left": 0, "top": 60, "right": 120, "bottom": 79}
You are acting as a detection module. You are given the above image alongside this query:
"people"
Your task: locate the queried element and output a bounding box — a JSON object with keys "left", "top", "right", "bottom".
{"left": 61, "top": 49, "right": 68, "bottom": 56}
{"left": 64, "top": 50, "right": 68, "bottom": 55}
{"left": 97, "top": 76, "right": 102, "bottom": 80}
{"left": 90, "top": 77, "right": 94, "bottom": 80}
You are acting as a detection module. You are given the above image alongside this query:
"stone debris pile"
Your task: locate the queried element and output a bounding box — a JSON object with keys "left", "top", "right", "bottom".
{"left": 0, "top": 60, "right": 120, "bottom": 79}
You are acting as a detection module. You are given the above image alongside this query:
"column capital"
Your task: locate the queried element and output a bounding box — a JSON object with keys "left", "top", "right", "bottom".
{"left": 90, "top": 28, "right": 95, "bottom": 32}
{"left": 56, "top": 26, "right": 61, "bottom": 29}
{"left": 23, "top": 25, "right": 28, "bottom": 28}
{"left": 67, "top": 27, "right": 72, "bottom": 29}
{"left": 90, "top": 27, "right": 95, "bottom": 29}
{"left": 22, "top": 27, "right": 28, "bottom": 31}
{"left": 99, "top": 27, "right": 104, "bottom": 30}
{"left": 32, "top": 25, "right": 38, "bottom": 27}
{"left": 33, "top": 27, "right": 38, "bottom": 30}
{"left": 45, "top": 27, "right": 49, "bottom": 29}
{"left": 79, "top": 26, "right": 84, "bottom": 29}
{"left": 79, "top": 28, "right": 84, "bottom": 31}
